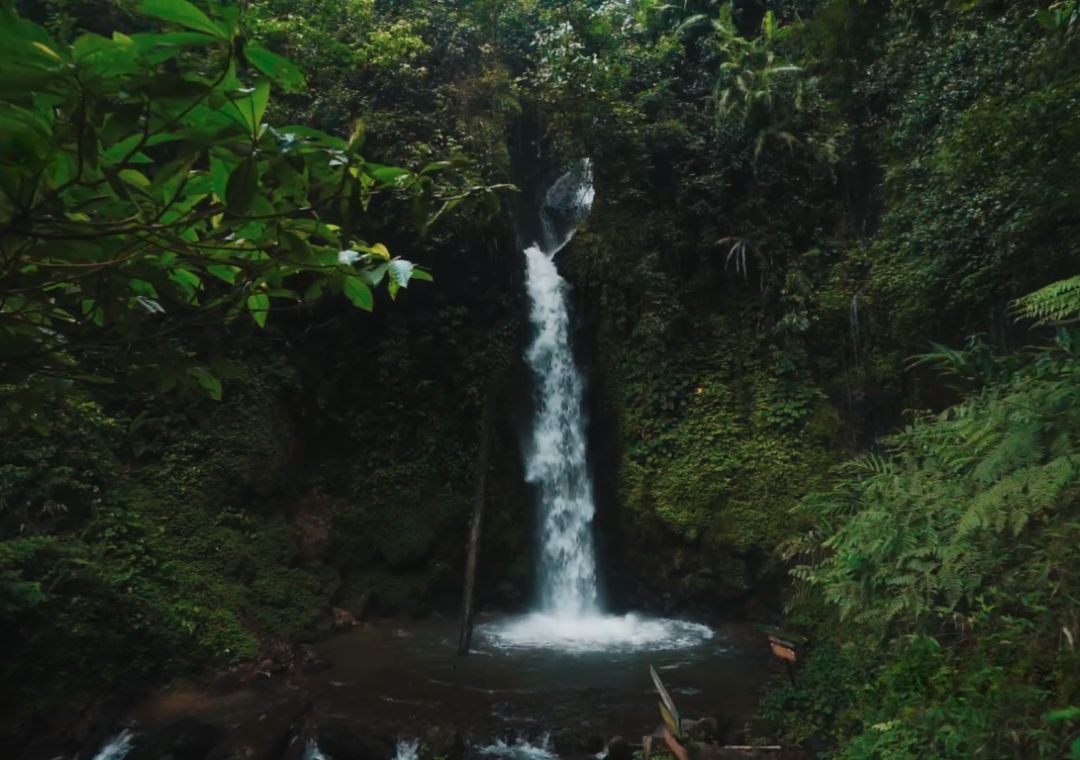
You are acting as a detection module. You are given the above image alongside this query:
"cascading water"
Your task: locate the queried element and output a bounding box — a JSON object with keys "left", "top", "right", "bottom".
{"left": 481, "top": 162, "right": 712, "bottom": 652}
{"left": 524, "top": 162, "right": 598, "bottom": 618}
{"left": 91, "top": 730, "right": 134, "bottom": 760}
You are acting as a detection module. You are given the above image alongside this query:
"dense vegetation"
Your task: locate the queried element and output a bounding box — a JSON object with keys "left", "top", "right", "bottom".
{"left": 1, "top": 0, "right": 1078, "bottom": 756}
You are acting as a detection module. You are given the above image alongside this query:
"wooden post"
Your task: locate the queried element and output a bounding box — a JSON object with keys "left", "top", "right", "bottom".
{"left": 458, "top": 387, "right": 498, "bottom": 655}
{"left": 767, "top": 634, "right": 798, "bottom": 685}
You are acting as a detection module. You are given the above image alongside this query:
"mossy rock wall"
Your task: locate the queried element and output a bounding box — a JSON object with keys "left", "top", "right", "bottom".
{"left": 564, "top": 199, "right": 844, "bottom": 616}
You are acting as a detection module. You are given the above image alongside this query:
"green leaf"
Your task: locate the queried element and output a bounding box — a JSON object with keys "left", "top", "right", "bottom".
{"left": 187, "top": 366, "right": 222, "bottom": 400}
{"left": 365, "top": 163, "right": 412, "bottom": 185}
{"left": 250, "top": 79, "right": 271, "bottom": 131}
{"left": 348, "top": 120, "right": 366, "bottom": 152}
{"left": 361, "top": 262, "right": 389, "bottom": 287}
{"left": 246, "top": 292, "right": 269, "bottom": 327}
{"left": 228, "top": 80, "right": 271, "bottom": 134}
{"left": 650, "top": 666, "right": 681, "bottom": 738}
{"left": 206, "top": 264, "right": 240, "bottom": 284}
{"left": 761, "top": 9, "right": 777, "bottom": 40}
{"left": 225, "top": 156, "right": 257, "bottom": 214}
{"left": 31, "top": 41, "right": 63, "bottom": 61}
{"left": 361, "top": 242, "right": 390, "bottom": 260}
{"left": 244, "top": 42, "right": 305, "bottom": 92}
{"left": 388, "top": 259, "right": 415, "bottom": 288}
{"left": 304, "top": 281, "right": 324, "bottom": 301}
{"left": 118, "top": 168, "right": 151, "bottom": 189}
{"left": 410, "top": 269, "right": 433, "bottom": 283}
{"left": 139, "top": 0, "right": 227, "bottom": 39}
{"left": 104, "top": 132, "right": 180, "bottom": 164}
{"left": 129, "top": 279, "right": 158, "bottom": 298}
{"left": 1047, "top": 707, "right": 1080, "bottom": 723}
{"left": 169, "top": 268, "right": 202, "bottom": 303}
{"left": 342, "top": 275, "right": 373, "bottom": 311}
{"left": 80, "top": 298, "right": 105, "bottom": 327}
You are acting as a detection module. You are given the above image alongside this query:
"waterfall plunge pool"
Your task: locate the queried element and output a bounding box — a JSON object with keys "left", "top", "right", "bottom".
{"left": 309, "top": 615, "right": 770, "bottom": 745}
{"left": 97, "top": 616, "right": 774, "bottom": 760}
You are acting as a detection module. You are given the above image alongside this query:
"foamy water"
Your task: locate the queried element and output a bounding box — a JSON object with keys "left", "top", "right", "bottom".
{"left": 92, "top": 730, "right": 134, "bottom": 760}
{"left": 477, "top": 733, "right": 559, "bottom": 760}
{"left": 480, "top": 612, "right": 713, "bottom": 653}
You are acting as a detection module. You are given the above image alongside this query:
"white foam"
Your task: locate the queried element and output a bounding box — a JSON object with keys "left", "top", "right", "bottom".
{"left": 479, "top": 613, "right": 713, "bottom": 653}
{"left": 477, "top": 734, "right": 558, "bottom": 760}
{"left": 394, "top": 737, "right": 420, "bottom": 760}
{"left": 92, "top": 731, "right": 135, "bottom": 760}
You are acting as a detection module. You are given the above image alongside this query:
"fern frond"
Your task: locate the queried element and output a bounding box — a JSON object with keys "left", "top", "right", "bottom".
{"left": 1014, "top": 275, "right": 1080, "bottom": 325}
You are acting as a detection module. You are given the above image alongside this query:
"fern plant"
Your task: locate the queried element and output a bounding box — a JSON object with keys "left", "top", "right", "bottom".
{"left": 1014, "top": 275, "right": 1080, "bottom": 325}
{"left": 786, "top": 330, "right": 1080, "bottom": 756}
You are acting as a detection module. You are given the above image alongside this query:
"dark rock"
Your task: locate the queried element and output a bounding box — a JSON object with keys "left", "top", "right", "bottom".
{"left": 317, "top": 720, "right": 396, "bottom": 760}
{"left": 607, "top": 736, "right": 633, "bottom": 760}
{"left": 583, "top": 735, "right": 606, "bottom": 755}
{"left": 684, "top": 717, "right": 720, "bottom": 743}
{"left": 206, "top": 697, "right": 310, "bottom": 760}
{"left": 332, "top": 607, "right": 357, "bottom": 632}
{"left": 298, "top": 645, "right": 331, "bottom": 674}
{"left": 422, "top": 726, "right": 466, "bottom": 760}
{"left": 127, "top": 718, "right": 223, "bottom": 760}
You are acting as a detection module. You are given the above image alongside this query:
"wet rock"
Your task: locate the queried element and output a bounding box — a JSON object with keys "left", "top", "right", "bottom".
{"left": 205, "top": 696, "right": 310, "bottom": 760}
{"left": 299, "top": 644, "right": 331, "bottom": 674}
{"left": 683, "top": 717, "right": 720, "bottom": 743}
{"left": 421, "top": 726, "right": 466, "bottom": 760}
{"left": 292, "top": 492, "right": 332, "bottom": 561}
{"left": 552, "top": 729, "right": 605, "bottom": 757}
{"left": 493, "top": 580, "right": 523, "bottom": 608}
{"left": 317, "top": 720, "right": 396, "bottom": 760}
{"left": 607, "top": 736, "right": 633, "bottom": 760}
{"left": 332, "top": 607, "right": 357, "bottom": 632}
{"left": 253, "top": 641, "right": 296, "bottom": 677}
{"left": 127, "top": 718, "right": 223, "bottom": 760}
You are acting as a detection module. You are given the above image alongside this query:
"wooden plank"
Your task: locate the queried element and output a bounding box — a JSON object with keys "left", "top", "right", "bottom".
{"left": 770, "top": 642, "right": 797, "bottom": 663}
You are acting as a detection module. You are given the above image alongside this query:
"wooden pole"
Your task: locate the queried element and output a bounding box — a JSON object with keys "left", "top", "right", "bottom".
{"left": 458, "top": 387, "right": 497, "bottom": 655}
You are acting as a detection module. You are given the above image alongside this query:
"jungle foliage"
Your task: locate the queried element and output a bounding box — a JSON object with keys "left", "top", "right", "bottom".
{"left": 1, "top": 0, "right": 1079, "bottom": 756}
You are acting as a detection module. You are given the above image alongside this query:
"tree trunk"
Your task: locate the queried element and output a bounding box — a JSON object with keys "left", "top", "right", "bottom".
{"left": 458, "top": 387, "right": 497, "bottom": 655}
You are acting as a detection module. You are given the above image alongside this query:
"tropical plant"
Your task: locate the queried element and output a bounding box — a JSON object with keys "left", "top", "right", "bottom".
{"left": 782, "top": 327, "right": 1080, "bottom": 756}
{"left": 682, "top": 10, "right": 806, "bottom": 156}
{"left": 0, "top": 0, "right": 500, "bottom": 394}
{"left": 1014, "top": 275, "right": 1080, "bottom": 326}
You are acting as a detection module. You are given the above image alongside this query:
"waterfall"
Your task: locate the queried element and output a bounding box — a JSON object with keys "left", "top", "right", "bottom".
{"left": 480, "top": 161, "right": 713, "bottom": 652}
{"left": 523, "top": 161, "right": 598, "bottom": 617}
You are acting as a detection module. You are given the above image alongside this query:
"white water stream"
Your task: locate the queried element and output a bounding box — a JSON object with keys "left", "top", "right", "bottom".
{"left": 482, "top": 162, "right": 712, "bottom": 652}
{"left": 90, "top": 730, "right": 134, "bottom": 760}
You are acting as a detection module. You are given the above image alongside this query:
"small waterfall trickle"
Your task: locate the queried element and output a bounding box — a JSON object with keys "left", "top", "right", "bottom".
{"left": 91, "top": 730, "right": 134, "bottom": 760}
{"left": 393, "top": 738, "right": 420, "bottom": 760}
